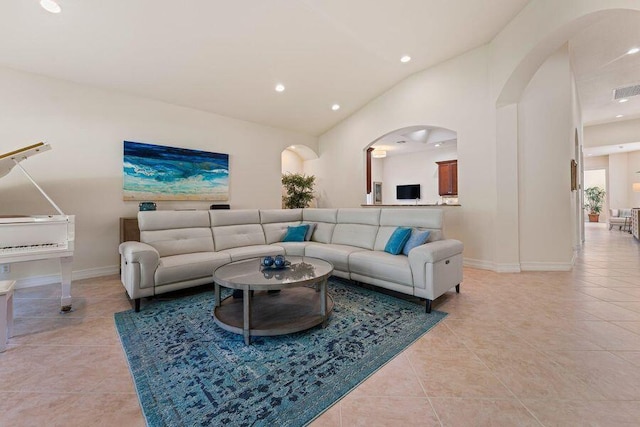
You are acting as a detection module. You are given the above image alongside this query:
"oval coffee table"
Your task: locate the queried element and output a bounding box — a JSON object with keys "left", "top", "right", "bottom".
{"left": 213, "top": 256, "right": 334, "bottom": 345}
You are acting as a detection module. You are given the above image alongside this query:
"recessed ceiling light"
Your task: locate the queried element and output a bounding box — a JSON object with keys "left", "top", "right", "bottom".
{"left": 331, "top": 104, "right": 340, "bottom": 111}
{"left": 619, "top": 98, "right": 629, "bottom": 103}
{"left": 40, "top": 0, "right": 61, "bottom": 13}
{"left": 400, "top": 55, "right": 411, "bottom": 63}
{"left": 616, "top": 114, "right": 624, "bottom": 118}
{"left": 275, "top": 84, "right": 285, "bottom": 92}
{"left": 434, "top": 143, "right": 441, "bottom": 147}
{"left": 627, "top": 47, "right": 640, "bottom": 55}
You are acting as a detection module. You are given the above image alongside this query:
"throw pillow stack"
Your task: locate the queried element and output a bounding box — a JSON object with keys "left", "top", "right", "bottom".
{"left": 282, "top": 223, "right": 317, "bottom": 242}
{"left": 384, "top": 227, "right": 431, "bottom": 255}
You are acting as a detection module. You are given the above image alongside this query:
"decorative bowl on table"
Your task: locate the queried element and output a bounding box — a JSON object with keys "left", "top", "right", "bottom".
{"left": 261, "top": 255, "right": 290, "bottom": 270}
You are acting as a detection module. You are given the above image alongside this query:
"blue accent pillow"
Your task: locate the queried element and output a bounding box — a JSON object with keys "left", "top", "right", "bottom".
{"left": 384, "top": 227, "right": 412, "bottom": 255}
{"left": 282, "top": 224, "right": 309, "bottom": 242}
{"left": 402, "top": 229, "right": 431, "bottom": 256}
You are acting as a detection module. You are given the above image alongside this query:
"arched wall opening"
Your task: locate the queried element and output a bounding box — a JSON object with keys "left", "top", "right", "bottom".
{"left": 363, "top": 125, "right": 458, "bottom": 206}
{"left": 281, "top": 144, "right": 319, "bottom": 207}
{"left": 493, "top": 6, "right": 640, "bottom": 271}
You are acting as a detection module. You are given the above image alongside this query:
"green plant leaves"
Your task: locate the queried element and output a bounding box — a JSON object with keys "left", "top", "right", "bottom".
{"left": 282, "top": 172, "right": 316, "bottom": 209}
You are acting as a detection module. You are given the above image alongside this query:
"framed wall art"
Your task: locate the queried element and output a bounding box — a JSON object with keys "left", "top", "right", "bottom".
{"left": 123, "top": 141, "right": 229, "bottom": 201}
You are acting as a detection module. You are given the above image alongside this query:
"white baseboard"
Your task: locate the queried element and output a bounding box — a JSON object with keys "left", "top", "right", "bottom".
{"left": 464, "top": 258, "right": 521, "bottom": 273}
{"left": 464, "top": 258, "right": 569, "bottom": 273}
{"left": 13, "top": 265, "right": 119, "bottom": 289}
{"left": 495, "top": 263, "right": 522, "bottom": 273}
{"left": 519, "top": 261, "right": 573, "bottom": 272}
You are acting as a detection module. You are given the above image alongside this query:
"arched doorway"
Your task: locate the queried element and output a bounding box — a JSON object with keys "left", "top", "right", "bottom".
{"left": 493, "top": 6, "right": 640, "bottom": 270}
{"left": 281, "top": 145, "right": 319, "bottom": 207}
{"left": 364, "top": 125, "right": 457, "bottom": 205}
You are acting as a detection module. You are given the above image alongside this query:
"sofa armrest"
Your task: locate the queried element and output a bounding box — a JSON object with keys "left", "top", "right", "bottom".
{"left": 408, "top": 239, "right": 463, "bottom": 263}
{"left": 119, "top": 241, "right": 159, "bottom": 262}
{"left": 119, "top": 241, "right": 159, "bottom": 293}
{"left": 408, "top": 239, "right": 463, "bottom": 295}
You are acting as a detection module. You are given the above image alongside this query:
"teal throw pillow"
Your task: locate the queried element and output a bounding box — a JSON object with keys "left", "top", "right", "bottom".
{"left": 282, "top": 224, "right": 309, "bottom": 242}
{"left": 384, "top": 227, "right": 412, "bottom": 255}
{"left": 402, "top": 229, "right": 431, "bottom": 255}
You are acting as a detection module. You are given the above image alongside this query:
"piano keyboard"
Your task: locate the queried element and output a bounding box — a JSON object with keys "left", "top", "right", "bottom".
{"left": 0, "top": 242, "right": 68, "bottom": 254}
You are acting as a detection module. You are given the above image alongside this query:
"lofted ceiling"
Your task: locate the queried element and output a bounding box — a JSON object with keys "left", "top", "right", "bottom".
{"left": 571, "top": 11, "right": 640, "bottom": 156}
{"left": 2, "top": 1, "right": 638, "bottom": 146}
{"left": 0, "top": 0, "right": 530, "bottom": 136}
{"left": 571, "top": 12, "right": 640, "bottom": 126}
{"left": 371, "top": 126, "right": 457, "bottom": 157}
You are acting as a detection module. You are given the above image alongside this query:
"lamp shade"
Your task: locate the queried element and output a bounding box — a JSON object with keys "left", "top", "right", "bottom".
{"left": 371, "top": 149, "right": 387, "bottom": 158}
{"left": 633, "top": 182, "right": 640, "bottom": 192}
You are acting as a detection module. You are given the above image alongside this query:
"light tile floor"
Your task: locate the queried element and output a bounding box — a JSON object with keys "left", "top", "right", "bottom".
{"left": 1, "top": 223, "right": 639, "bottom": 426}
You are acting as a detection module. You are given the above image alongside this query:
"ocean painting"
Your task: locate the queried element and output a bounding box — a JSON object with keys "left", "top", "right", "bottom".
{"left": 123, "top": 141, "right": 229, "bottom": 201}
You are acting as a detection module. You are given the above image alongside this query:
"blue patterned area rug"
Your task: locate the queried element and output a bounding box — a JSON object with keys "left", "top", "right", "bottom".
{"left": 114, "top": 279, "right": 446, "bottom": 427}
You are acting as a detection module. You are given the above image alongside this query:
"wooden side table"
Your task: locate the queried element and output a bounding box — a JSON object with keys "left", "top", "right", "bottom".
{"left": 119, "top": 217, "right": 140, "bottom": 243}
{"left": 0, "top": 280, "right": 16, "bottom": 352}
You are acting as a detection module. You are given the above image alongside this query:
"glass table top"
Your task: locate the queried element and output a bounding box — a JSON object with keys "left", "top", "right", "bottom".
{"left": 213, "top": 256, "right": 333, "bottom": 289}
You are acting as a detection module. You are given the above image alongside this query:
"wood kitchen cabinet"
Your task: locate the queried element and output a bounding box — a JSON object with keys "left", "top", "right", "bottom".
{"left": 436, "top": 160, "right": 458, "bottom": 196}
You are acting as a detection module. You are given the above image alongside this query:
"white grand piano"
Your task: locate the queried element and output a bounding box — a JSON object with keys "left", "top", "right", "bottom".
{"left": 0, "top": 142, "right": 74, "bottom": 312}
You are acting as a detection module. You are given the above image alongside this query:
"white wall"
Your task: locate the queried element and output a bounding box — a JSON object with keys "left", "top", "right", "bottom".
{"left": 380, "top": 146, "right": 457, "bottom": 205}
{"left": 281, "top": 149, "right": 304, "bottom": 174}
{"left": 630, "top": 151, "right": 640, "bottom": 207}
{"left": 308, "top": 46, "right": 493, "bottom": 260}
{"left": 0, "top": 66, "right": 316, "bottom": 283}
{"left": 584, "top": 169, "right": 607, "bottom": 190}
{"left": 517, "top": 46, "right": 575, "bottom": 269}
{"left": 609, "top": 153, "right": 629, "bottom": 210}
{"left": 607, "top": 151, "right": 640, "bottom": 210}
{"left": 584, "top": 118, "right": 640, "bottom": 147}
{"left": 570, "top": 62, "right": 584, "bottom": 248}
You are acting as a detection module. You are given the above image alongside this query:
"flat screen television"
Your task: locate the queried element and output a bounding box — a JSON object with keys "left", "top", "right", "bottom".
{"left": 396, "top": 184, "right": 420, "bottom": 200}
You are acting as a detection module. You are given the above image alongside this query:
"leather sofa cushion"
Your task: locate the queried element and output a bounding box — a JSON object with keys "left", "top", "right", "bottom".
{"left": 212, "top": 224, "right": 266, "bottom": 251}
{"left": 305, "top": 243, "right": 366, "bottom": 272}
{"left": 349, "top": 251, "right": 413, "bottom": 287}
{"left": 219, "top": 245, "right": 284, "bottom": 262}
{"left": 155, "top": 252, "right": 230, "bottom": 286}
{"left": 337, "top": 208, "right": 380, "bottom": 225}
{"left": 379, "top": 209, "right": 443, "bottom": 241}
{"left": 141, "top": 228, "right": 214, "bottom": 258}
{"left": 260, "top": 209, "right": 303, "bottom": 224}
{"left": 210, "top": 209, "right": 260, "bottom": 227}
{"left": 302, "top": 209, "right": 337, "bottom": 243}
{"left": 332, "top": 223, "right": 378, "bottom": 250}
{"left": 270, "top": 242, "right": 310, "bottom": 256}
{"left": 139, "top": 210, "right": 210, "bottom": 231}
{"left": 262, "top": 222, "right": 301, "bottom": 244}
{"left": 139, "top": 210, "right": 215, "bottom": 257}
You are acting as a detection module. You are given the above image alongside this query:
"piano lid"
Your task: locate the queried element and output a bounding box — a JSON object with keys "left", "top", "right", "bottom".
{"left": 0, "top": 142, "right": 50, "bottom": 179}
{"left": 0, "top": 141, "right": 64, "bottom": 215}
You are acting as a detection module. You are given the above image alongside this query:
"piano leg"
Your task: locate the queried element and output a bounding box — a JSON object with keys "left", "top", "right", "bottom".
{"left": 59, "top": 256, "right": 73, "bottom": 312}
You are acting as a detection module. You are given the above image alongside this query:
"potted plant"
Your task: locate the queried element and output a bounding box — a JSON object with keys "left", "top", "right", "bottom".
{"left": 584, "top": 186, "right": 606, "bottom": 222}
{"left": 282, "top": 173, "right": 316, "bottom": 209}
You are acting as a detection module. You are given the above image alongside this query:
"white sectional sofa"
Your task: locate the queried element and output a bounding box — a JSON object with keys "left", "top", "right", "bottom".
{"left": 119, "top": 208, "right": 463, "bottom": 313}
